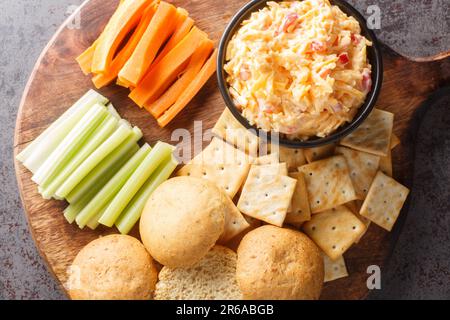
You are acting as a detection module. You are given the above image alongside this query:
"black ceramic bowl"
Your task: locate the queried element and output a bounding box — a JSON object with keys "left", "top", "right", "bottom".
{"left": 217, "top": 0, "right": 383, "bottom": 148}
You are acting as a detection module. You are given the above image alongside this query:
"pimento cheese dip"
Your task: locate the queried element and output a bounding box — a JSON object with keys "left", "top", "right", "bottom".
{"left": 224, "top": 0, "right": 373, "bottom": 140}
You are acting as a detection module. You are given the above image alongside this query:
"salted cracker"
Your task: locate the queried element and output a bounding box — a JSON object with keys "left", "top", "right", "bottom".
{"left": 237, "top": 165, "right": 296, "bottom": 227}
{"left": 303, "top": 206, "right": 366, "bottom": 260}
{"left": 253, "top": 152, "right": 279, "bottom": 165}
{"left": 218, "top": 195, "right": 251, "bottom": 243}
{"left": 323, "top": 254, "right": 349, "bottom": 283}
{"left": 298, "top": 155, "right": 357, "bottom": 213}
{"left": 279, "top": 147, "right": 306, "bottom": 171}
{"left": 212, "top": 108, "right": 259, "bottom": 156}
{"left": 177, "top": 138, "right": 251, "bottom": 198}
{"left": 285, "top": 172, "right": 311, "bottom": 224}
{"left": 304, "top": 144, "right": 336, "bottom": 163}
{"left": 340, "top": 109, "right": 394, "bottom": 157}
{"left": 360, "top": 171, "right": 409, "bottom": 231}
{"left": 344, "top": 201, "right": 370, "bottom": 243}
{"left": 335, "top": 146, "right": 380, "bottom": 200}
{"left": 391, "top": 133, "right": 400, "bottom": 150}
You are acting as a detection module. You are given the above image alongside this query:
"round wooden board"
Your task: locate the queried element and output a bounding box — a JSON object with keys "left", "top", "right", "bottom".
{"left": 13, "top": 0, "right": 450, "bottom": 299}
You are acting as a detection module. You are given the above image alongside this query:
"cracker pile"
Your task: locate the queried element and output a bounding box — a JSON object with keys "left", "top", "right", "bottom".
{"left": 177, "top": 108, "right": 409, "bottom": 283}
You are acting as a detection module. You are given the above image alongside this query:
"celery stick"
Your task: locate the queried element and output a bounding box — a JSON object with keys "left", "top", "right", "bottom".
{"left": 106, "top": 103, "right": 121, "bottom": 120}
{"left": 75, "top": 144, "right": 152, "bottom": 228}
{"left": 99, "top": 142, "right": 174, "bottom": 227}
{"left": 86, "top": 210, "right": 104, "bottom": 230}
{"left": 55, "top": 124, "right": 140, "bottom": 199}
{"left": 66, "top": 140, "right": 140, "bottom": 204}
{"left": 19, "top": 90, "right": 108, "bottom": 173}
{"left": 32, "top": 104, "right": 108, "bottom": 188}
{"left": 63, "top": 144, "right": 139, "bottom": 223}
{"left": 116, "top": 154, "right": 178, "bottom": 234}
{"left": 40, "top": 114, "right": 119, "bottom": 199}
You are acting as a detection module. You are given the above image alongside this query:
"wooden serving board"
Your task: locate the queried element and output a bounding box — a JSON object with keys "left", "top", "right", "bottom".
{"left": 13, "top": 0, "right": 450, "bottom": 299}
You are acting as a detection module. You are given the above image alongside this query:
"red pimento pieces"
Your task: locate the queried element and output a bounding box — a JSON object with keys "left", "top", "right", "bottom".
{"left": 338, "top": 52, "right": 349, "bottom": 65}
{"left": 311, "top": 40, "right": 327, "bottom": 52}
{"left": 239, "top": 64, "right": 251, "bottom": 81}
{"left": 351, "top": 33, "right": 361, "bottom": 45}
{"left": 362, "top": 69, "right": 372, "bottom": 92}
{"left": 281, "top": 13, "right": 299, "bottom": 33}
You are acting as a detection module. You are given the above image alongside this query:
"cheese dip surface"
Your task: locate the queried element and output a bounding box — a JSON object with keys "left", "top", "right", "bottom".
{"left": 224, "top": 0, "right": 373, "bottom": 140}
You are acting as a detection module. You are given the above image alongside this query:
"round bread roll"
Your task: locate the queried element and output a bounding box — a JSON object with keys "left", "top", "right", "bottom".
{"left": 140, "top": 177, "right": 226, "bottom": 268}
{"left": 68, "top": 235, "right": 158, "bottom": 300}
{"left": 236, "top": 225, "right": 324, "bottom": 300}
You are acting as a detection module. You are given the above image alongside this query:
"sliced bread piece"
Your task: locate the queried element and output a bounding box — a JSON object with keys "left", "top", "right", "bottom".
{"left": 154, "top": 246, "right": 242, "bottom": 300}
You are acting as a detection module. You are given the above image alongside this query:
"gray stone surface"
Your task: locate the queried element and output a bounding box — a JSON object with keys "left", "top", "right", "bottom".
{"left": 0, "top": 0, "right": 83, "bottom": 300}
{"left": 0, "top": 0, "right": 448, "bottom": 300}
{"left": 368, "top": 88, "right": 450, "bottom": 300}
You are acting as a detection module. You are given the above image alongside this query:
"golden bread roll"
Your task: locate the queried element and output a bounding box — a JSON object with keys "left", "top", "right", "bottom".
{"left": 236, "top": 225, "right": 324, "bottom": 300}
{"left": 68, "top": 234, "right": 158, "bottom": 300}
{"left": 140, "top": 177, "right": 226, "bottom": 268}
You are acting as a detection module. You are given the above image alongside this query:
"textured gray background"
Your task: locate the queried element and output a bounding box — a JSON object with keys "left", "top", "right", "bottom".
{"left": 0, "top": 0, "right": 449, "bottom": 300}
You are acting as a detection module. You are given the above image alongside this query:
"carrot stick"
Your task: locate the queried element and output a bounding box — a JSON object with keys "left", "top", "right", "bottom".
{"left": 91, "top": 0, "right": 149, "bottom": 73}
{"left": 152, "top": 10, "right": 194, "bottom": 66}
{"left": 76, "top": 39, "right": 99, "bottom": 75}
{"left": 157, "top": 49, "right": 217, "bottom": 127}
{"left": 118, "top": 1, "right": 178, "bottom": 87}
{"left": 145, "top": 39, "right": 214, "bottom": 118}
{"left": 91, "top": 3, "right": 157, "bottom": 89}
{"left": 129, "top": 27, "right": 207, "bottom": 107}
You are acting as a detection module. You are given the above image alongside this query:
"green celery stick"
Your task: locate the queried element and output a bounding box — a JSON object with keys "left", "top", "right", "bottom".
{"left": 18, "top": 90, "right": 108, "bottom": 173}
{"left": 32, "top": 104, "right": 108, "bottom": 189}
{"left": 106, "top": 103, "right": 121, "bottom": 120}
{"left": 55, "top": 124, "right": 141, "bottom": 199}
{"left": 66, "top": 139, "right": 140, "bottom": 204}
{"left": 99, "top": 142, "right": 174, "bottom": 227}
{"left": 63, "top": 144, "right": 139, "bottom": 223}
{"left": 75, "top": 144, "right": 152, "bottom": 228}
{"left": 86, "top": 204, "right": 109, "bottom": 230}
{"left": 40, "top": 114, "right": 119, "bottom": 199}
{"left": 115, "top": 154, "right": 178, "bottom": 234}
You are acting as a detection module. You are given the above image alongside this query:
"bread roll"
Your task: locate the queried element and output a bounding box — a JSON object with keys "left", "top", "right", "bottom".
{"left": 236, "top": 225, "right": 324, "bottom": 300}
{"left": 68, "top": 235, "right": 158, "bottom": 300}
{"left": 140, "top": 177, "right": 226, "bottom": 267}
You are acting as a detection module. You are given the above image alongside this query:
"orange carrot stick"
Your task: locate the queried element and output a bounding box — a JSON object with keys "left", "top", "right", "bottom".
{"left": 152, "top": 10, "right": 194, "bottom": 66}
{"left": 145, "top": 39, "right": 214, "bottom": 118}
{"left": 129, "top": 27, "right": 207, "bottom": 107}
{"left": 91, "top": 3, "right": 157, "bottom": 89}
{"left": 91, "top": 0, "right": 149, "bottom": 73}
{"left": 76, "top": 39, "right": 99, "bottom": 75}
{"left": 157, "top": 49, "right": 217, "bottom": 128}
{"left": 118, "top": 1, "right": 178, "bottom": 87}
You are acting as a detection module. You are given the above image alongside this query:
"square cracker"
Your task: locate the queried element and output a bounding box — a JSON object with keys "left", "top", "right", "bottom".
{"left": 177, "top": 138, "right": 251, "bottom": 198}
{"left": 279, "top": 147, "right": 306, "bottom": 170}
{"left": 254, "top": 152, "right": 279, "bottom": 165}
{"left": 391, "top": 134, "right": 400, "bottom": 150}
{"left": 237, "top": 165, "right": 296, "bottom": 227}
{"left": 304, "top": 144, "right": 336, "bottom": 163}
{"left": 303, "top": 206, "right": 366, "bottom": 260}
{"left": 286, "top": 172, "right": 311, "bottom": 224}
{"left": 212, "top": 108, "right": 259, "bottom": 156}
{"left": 345, "top": 200, "right": 370, "bottom": 243}
{"left": 360, "top": 171, "right": 409, "bottom": 231}
{"left": 218, "top": 195, "right": 250, "bottom": 243}
{"left": 298, "top": 155, "right": 357, "bottom": 213}
{"left": 379, "top": 149, "right": 393, "bottom": 177}
{"left": 335, "top": 146, "right": 380, "bottom": 200}
{"left": 323, "top": 254, "right": 349, "bottom": 282}
{"left": 340, "top": 109, "right": 394, "bottom": 157}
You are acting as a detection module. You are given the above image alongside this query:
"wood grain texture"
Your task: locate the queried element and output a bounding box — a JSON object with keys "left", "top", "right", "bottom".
{"left": 13, "top": 0, "right": 450, "bottom": 299}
